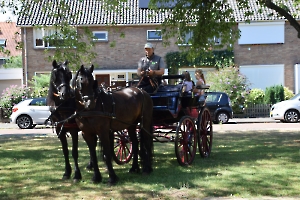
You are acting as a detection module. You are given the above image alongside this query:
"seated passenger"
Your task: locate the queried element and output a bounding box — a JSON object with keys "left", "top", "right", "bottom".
{"left": 182, "top": 71, "right": 194, "bottom": 93}
{"left": 193, "top": 69, "right": 206, "bottom": 96}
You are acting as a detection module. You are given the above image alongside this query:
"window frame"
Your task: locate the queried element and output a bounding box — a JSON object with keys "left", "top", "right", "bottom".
{"left": 33, "top": 27, "right": 77, "bottom": 48}
{"left": 0, "top": 39, "right": 7, "bottom": 47}
{"left": 147, "top": 30, "right": 162, "bottom": 41}
{"left": 93, "top": 31, "right": 108, "bottom": 42}
{"left": 178, "top": 31, "right": 193, "bottom": 46}
{"left": 33, "top": 28, "right": 63, "bottom": 48}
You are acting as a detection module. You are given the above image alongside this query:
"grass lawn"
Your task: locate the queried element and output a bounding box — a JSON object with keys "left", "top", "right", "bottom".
{"left": 1, "top": 130, "right": 300, "bottom": 199}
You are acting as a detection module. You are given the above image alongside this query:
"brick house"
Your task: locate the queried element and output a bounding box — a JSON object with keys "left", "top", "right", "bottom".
{"left": 16, "top": 0, "right": 300, "bottom": 92}
{"left": 0, "top": 21, "right": 22, "bottom": 95}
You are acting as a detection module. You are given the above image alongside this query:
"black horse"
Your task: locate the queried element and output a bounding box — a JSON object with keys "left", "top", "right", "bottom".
{"left": 71, "top": 64, "right": 154, "bottom": 184}
{"left": 46, "top": 60, "right": 95, "bottom": 182}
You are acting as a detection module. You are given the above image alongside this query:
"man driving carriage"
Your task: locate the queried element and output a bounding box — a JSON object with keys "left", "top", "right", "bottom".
{"left": 137, "top": 43, "right": 165, "bottom": 93}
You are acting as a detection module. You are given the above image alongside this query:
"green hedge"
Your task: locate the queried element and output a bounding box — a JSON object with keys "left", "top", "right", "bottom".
{"left": 165, "top": 50, "right": 234, "bottom": 74}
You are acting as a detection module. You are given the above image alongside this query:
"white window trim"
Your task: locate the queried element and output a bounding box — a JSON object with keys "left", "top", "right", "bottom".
{"left": 147, "top": 30, "right": 162, "bottom": 41}
{"left": 93, "top": 31, "right": 108, "bottom": 42}
{"left": 33, "top": 28, "right": 68, "bottom": 49}
{"left": 178, "top": 31, "right": 193, "bottom": 46}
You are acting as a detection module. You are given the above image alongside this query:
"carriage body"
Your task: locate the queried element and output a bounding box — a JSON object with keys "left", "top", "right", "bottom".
{"left": 113, "top": 75, "right": 213, "bottom": 166}
{"left": 151, "top": 85, "right": 206, "bottom": 125}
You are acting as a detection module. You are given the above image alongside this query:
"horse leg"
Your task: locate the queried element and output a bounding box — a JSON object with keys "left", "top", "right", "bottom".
{"left": 58, "top": 129, "right": 72, "bottom": 179}
{"left": 127, "top": 125, "right": 140, "bottom": 173}
{"left": 83, "top": 133, "right": 102, "bottom": 183}
{"left": 85, "top": 134, "right": 98, "bottom": 170}
{"left": 70, "top": 130, "right": 82, "bottom": 182}
{"left": 139, "top": 123, "right": 154, "bottom": 175}
{"left": 101, "top": 133, "right": 118, "bottom": 185}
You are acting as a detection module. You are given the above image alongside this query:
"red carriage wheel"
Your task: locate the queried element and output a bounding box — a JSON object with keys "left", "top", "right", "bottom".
{"left": 197, "top": 107, "right": 213, "bottom": 158}
{"left": 112, "top": 129, "right": 133, "bottom": 165}
{"left": 175, "top": 116, "right": 197, "bottom": 166}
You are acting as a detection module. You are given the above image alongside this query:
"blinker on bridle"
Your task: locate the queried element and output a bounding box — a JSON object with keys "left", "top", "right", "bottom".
{"left": 52, "top": 66, "right": 71, "bottom": 97}
{"left": 75, "top": 71, "right": 97, "bottom": 106}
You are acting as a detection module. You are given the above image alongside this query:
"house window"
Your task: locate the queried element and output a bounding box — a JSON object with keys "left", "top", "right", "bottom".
{"left": 0, "top": 39, "right": 7, "bottom": 47}
{"left": 147, "top": 30, "right": 162, "bottom": 41}
{"left": 93, "top": 31, "right": 108, "bottom": 41}
{"left": 238, "top": 21, "right": 284, "bottom": 44}
{"left": 33, "top": 28, "right": 74, "bottom": 48}
{"left": 178, "top": 31, "right": 193, "bottom": 46}
{"left": 214, "top": 37, "right": 221, "bottom": 45}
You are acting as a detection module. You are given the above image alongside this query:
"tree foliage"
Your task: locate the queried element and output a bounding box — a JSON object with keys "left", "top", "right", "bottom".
{"left": 3, "top": 56, "right": 22, "bottom": 68}
{"left": 165, "top": 50, "right": 234, "bottom": 74}
{"left": 206, "top": 66, "right": 250, "bottom": 113}
{"left": 28, "top": 74, "right": 50, "bottom": 97}
{"left": 1, "top": 0, "right": 300, "bottom": 65}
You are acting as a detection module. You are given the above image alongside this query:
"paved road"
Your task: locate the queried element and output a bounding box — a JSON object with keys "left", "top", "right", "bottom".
{"left": 1, "top": 118, "right": 299, "bottom": 135}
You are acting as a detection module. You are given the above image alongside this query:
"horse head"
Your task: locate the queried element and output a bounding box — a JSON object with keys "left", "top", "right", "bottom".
{"left": 73, "top": 64, "right": 98, "bottom": 110}
{"left": 50, "top": 60, "right": 73, "bottom": 101}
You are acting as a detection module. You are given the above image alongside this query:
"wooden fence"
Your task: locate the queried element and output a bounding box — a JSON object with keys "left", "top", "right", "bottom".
{"left": 0, "top": 107, "right": 10, "bottom": 123}
{"left": 233, "top": 104, "right": 272, "bottom": 118}
{"left": 0, "top": 104, "right": 272, "bottom": 123}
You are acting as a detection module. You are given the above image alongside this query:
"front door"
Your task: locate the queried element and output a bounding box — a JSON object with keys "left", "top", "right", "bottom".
{"left": 95, "top": 74, "right": 110, "bottom": 87}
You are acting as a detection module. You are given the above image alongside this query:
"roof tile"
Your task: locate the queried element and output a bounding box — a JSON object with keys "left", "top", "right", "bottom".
{"left": 17, "top": 0, "right": 299, "bottom": 26}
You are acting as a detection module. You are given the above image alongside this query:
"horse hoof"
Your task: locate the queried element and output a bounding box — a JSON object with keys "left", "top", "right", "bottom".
{"left": 73, "top": 179, "right": 81, "bottom": 183}
{"left": 62, "top": 175, "right": 70, "bottom": 180}
{"left": 142, "top": 168, "right": 153, "bottom": 175}
{"left": 107, "top": 177, "right": 119, "bottom": 186}
{"left": 92, "top": 178, "right": 102, "bottom": 184}
{"left": 129, "top": 168, "right": 140, "bottom": 173}
{"left": 86, "top": 164, "right": 93, "bottom": 171}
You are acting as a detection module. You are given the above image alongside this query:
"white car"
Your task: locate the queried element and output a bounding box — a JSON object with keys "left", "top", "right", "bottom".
{"left": 270, "top": 93, "right": 300, "bottom": 123}
{"left": 10, "top": 98, "right": 51, "bottom": 129}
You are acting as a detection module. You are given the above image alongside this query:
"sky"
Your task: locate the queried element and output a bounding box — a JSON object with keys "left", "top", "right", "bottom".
{"left": 0, "top": 4, "right": 19, "bottom": 22}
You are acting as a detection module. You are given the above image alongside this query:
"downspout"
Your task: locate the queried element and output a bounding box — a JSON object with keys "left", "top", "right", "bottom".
{"left": 23, "top": 27, "right": 28, "bottom": 87}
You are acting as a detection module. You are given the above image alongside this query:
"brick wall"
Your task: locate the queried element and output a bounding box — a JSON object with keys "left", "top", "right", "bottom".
{"left": 22, "top": 25, "right": 179, "bottom": 82}
{"left": 233, "top": 22, "right": 300, "bottom": 91}
{"left": 22, "top": 22, "right": 300, "bottom": 91}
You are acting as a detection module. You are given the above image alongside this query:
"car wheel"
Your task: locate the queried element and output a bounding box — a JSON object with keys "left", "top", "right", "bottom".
{"left": 216, "top": 112, "right": 229, "bottom": 124}
{"left": 284, "top": 110, "right": 299, "bottom": 123}
{"left": 16, "top": 115, "right": 34, "bottom": 129}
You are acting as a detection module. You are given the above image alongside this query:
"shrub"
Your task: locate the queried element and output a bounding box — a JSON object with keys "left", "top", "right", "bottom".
{"left": 264, "top": 85, "right": 284, "bottom": 104}
{"left": 284, "top": 87, "right": 294, "bottom": 100}
{"left": 245, "top": 88, "right": 265, "bottom": 105}
{"left": 28, "top": 74, "right": 50, "bottom": 97}
{"left": 0, "top": 85, "right": 31, "bottom": 116}
{"left": 206, "top": 66, "right": 250, "bottom": 113}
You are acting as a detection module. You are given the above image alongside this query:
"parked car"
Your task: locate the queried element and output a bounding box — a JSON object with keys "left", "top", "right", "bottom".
{"left": 270, "top": 93, "right": 300, "bottom": 123}
{"left": 205, "top": 92, "right": 233, "bottom": 124}
{"left": 10, "top": 97, "right": 51, "bottom": 129}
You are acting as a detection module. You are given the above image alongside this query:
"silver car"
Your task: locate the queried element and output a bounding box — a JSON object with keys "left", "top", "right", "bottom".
{"left": 270, "top": 93, "right": 300, "bottom": 123}
{"left": 10, "top": 98, "right": 51, "bottom": 129}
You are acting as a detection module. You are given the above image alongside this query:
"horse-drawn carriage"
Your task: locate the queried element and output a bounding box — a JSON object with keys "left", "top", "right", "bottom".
{"left": 112, "top": 74, "right": 213, "bottom": 166}
{"left": 48, "top": 61, "right": 212, "bottom": 184}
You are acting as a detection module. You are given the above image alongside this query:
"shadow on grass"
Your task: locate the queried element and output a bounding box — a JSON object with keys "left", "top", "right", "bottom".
{"left": 1, "top": 130, "right": 300, "bottom": 199}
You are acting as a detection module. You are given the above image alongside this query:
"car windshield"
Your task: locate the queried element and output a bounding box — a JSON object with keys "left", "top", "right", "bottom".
{"left": 206, "top": 93, "right": 221, "bottom": 102}
{"left": 289, "top": 93, "right": 300, "bottom": 100}
{"left": 29, "top": 98, "right": 46, "bottom": 106}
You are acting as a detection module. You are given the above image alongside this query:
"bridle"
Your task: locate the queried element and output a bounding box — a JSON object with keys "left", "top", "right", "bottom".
{"left": 51, "top": 66, "right": 72, "bottom": 98}
{"left": 74, "top": 69, "right": 97, "bottom": 108}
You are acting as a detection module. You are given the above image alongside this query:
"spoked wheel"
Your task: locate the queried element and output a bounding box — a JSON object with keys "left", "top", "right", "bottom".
{"left": 112, "top": 129, "right": 133, "bottom": 165}
{"left": 175, "top": 116, "right": 197, "bottom": 166}
{"left": 198, "top": 107, "right": 213, "bottom": 158}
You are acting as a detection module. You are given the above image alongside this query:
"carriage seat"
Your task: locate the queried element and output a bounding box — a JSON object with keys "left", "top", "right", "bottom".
{"left": 156, "top": 85, "right": 181, "bottom": 92}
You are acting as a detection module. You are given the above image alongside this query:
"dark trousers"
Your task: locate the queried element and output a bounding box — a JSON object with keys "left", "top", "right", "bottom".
{"left": 138, "top": 84, "right": 155, "bottom": 94}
